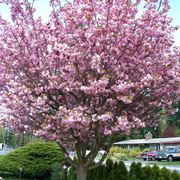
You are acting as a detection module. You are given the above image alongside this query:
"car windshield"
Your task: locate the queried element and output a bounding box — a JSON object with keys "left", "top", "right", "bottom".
{"left": 148, "top": 151, "right": 156, "bottom": 154}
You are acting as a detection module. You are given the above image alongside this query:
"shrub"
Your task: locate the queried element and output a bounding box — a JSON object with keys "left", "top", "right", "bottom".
{"left": 128, "top": 148, "right": 142, "bottom": 158}
{"left": 106, "top": 159, "right": 114, "bottom": 171}
{"left": 141, "top": 166, "right": 154, "bottom": 180}
{"left": 108, "top": 147, "right": 129, "bottom": 157}
{"left": 151, "top": 165, "right": 161, "bottom": 180}
{"left": 67, "top": 166, "right": 76, "bottom": 180}
{"left": 135, "top": 162, "right": 143, "bottom": 179}
{"left": 51, "top": 162, "right": 68, "bottom": 180}
{"left": 160, "top": 167, "right": 172, "bottom": 180}
{"left": 87, "top": 168, "right": 96, "bottom": 180}
{"left": 171, "top": 170, "right": 180, "bottom": 180}
{"left": 49, "top": 160, "right": 180, "bottom": 180}
{"left": 108, "top": 146, "right": 151, "bottom": 160}
{"left": 116, "top": 161, "right": 128, "bottom": 180}
{"left": 142, "top": 148, "right": 150, "bottom": 153}
{"left": 109, "top": 153, "right": 128, "bottom": 161}
{"left": 51, "top": 162, "right": 61, "bottom": 180}
{"left": 87, "top": 160, "right": 128, "bottom": 180}
{"left": 128, "top": 162, "right": 143, "bottom": 180}
{"left": 95, "top": 165, "right": 106, "bottom": 180}
{"left": 128, "top": 162, "right": 137, "bottom": 180}
{"left": 0, "top": 141, "right": 64, "bottom": 178}
{"left": 109, "top": 163, "right": 118, "bottom": 180}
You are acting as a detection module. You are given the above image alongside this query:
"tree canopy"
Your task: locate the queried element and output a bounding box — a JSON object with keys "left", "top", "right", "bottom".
{"left": 0, "top": 0, "right": 179, "bottom": 179}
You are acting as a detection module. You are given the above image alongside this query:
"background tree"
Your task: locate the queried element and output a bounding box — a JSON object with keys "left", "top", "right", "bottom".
{"left": 0, "top": 0, "right": 179, "bottom": 179}
{"left": 0, "top": 127, "right": 5, "bottom": 143}
{"left": 168, "top": 101, "right": 180, "bottom": 136}
{"left": 157, "top": 102, "right": 180, "bottom": 137}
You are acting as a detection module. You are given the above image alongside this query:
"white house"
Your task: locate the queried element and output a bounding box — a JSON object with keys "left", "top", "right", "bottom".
{"left": 114, "top": 134, "right": 180, "bottom": 151}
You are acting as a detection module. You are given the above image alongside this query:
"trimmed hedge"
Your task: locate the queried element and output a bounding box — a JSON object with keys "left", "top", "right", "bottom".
{"left": 57, "top": 160, "right": 180, "bottom": 180}
{"left": 0, "top": 141, "right": 64, "bottom": 178}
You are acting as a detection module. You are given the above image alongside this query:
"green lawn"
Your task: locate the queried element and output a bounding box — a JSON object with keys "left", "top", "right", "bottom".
{"left": 148, "top": 161, "right": 180, "bottom": 166}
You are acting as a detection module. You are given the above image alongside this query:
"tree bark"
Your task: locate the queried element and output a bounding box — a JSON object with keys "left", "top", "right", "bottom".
{"left": 77, "top": 164, "right": 87, "bottom": 180}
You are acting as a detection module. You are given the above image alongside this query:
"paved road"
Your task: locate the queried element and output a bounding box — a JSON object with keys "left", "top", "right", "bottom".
{"left": 0, "top": 148, "right": 14, "bottom": 155}
{"left": 124, "top": 160, "right": 180, "bottom": 173}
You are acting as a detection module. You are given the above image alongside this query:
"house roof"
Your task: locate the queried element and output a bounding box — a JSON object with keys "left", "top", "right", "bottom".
{"left": 114, "top": 137, "right": 180, "bottom": 145}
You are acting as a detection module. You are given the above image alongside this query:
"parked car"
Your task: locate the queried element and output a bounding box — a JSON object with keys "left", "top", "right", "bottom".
{"left": 141, "top": 151, "right": 157, "bottom": 161}
{"left": 156, "top": 146, "right": 180, "bottom": 162}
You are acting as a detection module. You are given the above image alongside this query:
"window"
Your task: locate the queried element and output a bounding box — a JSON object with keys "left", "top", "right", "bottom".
{"left": 165, "top": 148, "right": 175, "bottom": 153}
{"left": 175, "top": 148, "right": 180, "bottom": 153}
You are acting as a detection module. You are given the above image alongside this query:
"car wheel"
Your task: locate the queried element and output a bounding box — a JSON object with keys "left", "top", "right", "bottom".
{"left": 167, "top": 156, "right": 173, "bottom": 162}
{"left": 143, "top": 158, "right": 146, "bottom": 161}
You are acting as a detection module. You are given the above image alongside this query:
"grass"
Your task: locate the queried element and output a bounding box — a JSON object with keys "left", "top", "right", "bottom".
{"left": 147, "top": 161, "right": 180, "bottom": 166}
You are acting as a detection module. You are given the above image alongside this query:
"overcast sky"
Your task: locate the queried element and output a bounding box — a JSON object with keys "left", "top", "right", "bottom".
{"left": 0, "top": 0, "right": 179, "bottom": 46}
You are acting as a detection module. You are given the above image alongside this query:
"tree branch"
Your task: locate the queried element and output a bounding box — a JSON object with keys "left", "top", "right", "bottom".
{"left": 88, "top": 141, "right": 113, "bottom": 170}
{"left": 58, "top": 143, "right": 77, "bottom": 168}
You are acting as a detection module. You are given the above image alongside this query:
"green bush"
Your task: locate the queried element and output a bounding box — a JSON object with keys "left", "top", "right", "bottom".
{"left": 116, "top": 161, "right": 128, "bottom": 180}
{"left": 51, "top": 162, "right": 68, "bottom": 180}
{"left": 108, "top": 147, "right": 129, "bottom": 157}
{"left": 95, "top": 165, "right": 106, "bottom": 180}
{"left": 128, "top": 148, "right": 142, "bottom": 158}
{"left": 50, "top": 160, "right": 180, "bottom": 180}
{"left": 109, "top": 153, "right": 128, "bottom": 161}
{"left": 0, "top": 141, "right": 64, "bottom": 178}
{"left": 87, "top": 168, "right": 96, "bottom": 180}
{"left": 87, "top": 160, "right": 128, "bottom": 180}
{"left": 171, "top": 170, "right": 180, "bottom": 180}
{"left": 151, "top": 165, "right": 161, "bottom": 180}
{"left": 108, "top": 146, "right": 149, "bottom": 160}
{"left": 67, "top": 166, "right": 76, "bottom": 180}
{"left": 141, "top": 165, "right": 153, "bottom": 180}
{"left": 142, "top": 148, "right": 150, "bottom": 153}
{"left": 160, "top": 167, "right": 172, "bottom": 180}
{"left": 128, "top": 162, "right": 142, "bottom": 180}
{"left": 51, "top": 162, "right": 61, "bottom": 180}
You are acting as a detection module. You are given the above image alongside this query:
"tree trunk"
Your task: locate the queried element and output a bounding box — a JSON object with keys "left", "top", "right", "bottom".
{"left": 77, "top": 164, "right": 87, "bottom": 180}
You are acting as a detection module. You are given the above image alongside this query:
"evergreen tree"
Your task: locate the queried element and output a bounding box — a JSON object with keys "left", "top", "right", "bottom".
{"left": 87, "top": 168, "right": 95, "bottom": 180}
{"left": 141, "top": 166, "right": 153, "bottom": 180}
{"left": 136, "top": 162, "right": 142, "bottom": 179}
{"left": 102, "top": 165, "right": 108, "bottom": 180}
{"left": 171, "top": 170, "right": 180, "bottom": 180}
{"left": 95, "top": 165, "right": 104, "bottom": 180}
{"left": 106, "top": 159, "right": 114, "bottom": 171}
{"left": 68, "top": 166, "right": 76, "bottom": 180}
{"left": 157, "top": 177, "right": 165, "bottom": 180}
{"left": 160, "top": 167, "right": 172, "bottom": 180}
{"left": 116, "top": 161, "right": 128, "bottom": 180}
{"left": 151, "top": 165, "right": 161, "bottom": 180}
{"left": 61, "top": 170, "right": 68, "bottom": 180}
{"left": 106, "top": 159, "right": 114, "bottom": 179}
{"left": 0, "top": 127, "right": 5, "bottom": 143}
{"left": 51, "top": 162, "right": 62, "bottom": 180}
{"left": 128, "top": 162, "right": 137, "bottom": 180}
{"left": 109, "top": 162, "right": 119, "bottom": 180}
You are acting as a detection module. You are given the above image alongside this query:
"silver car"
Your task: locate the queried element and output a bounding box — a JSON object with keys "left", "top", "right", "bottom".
{"left": 156, "top": 146, "right": 180, "bottom": 162}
